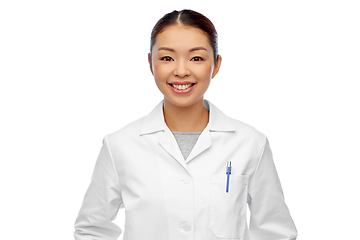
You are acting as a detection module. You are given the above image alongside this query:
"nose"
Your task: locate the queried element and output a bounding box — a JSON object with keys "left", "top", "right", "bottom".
{"left": 173, "top": 60, "right": 190, "bottom": 78}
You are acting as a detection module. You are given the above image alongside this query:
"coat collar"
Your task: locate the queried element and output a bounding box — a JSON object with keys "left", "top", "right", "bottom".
{"left": 139, "top": 99, "right": 236, "bottom": 170}
{"left": 139, "top": 99, "right": 235, "bottom": 136}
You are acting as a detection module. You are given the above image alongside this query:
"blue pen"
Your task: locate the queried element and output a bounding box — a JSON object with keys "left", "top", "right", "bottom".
{"left": 226, "top": 161, "right": 231, "bottom": 193}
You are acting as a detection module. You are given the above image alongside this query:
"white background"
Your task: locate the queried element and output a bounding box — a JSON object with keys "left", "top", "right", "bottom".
{"left": 1, "top": 0, "right": 359, "bottom": 239}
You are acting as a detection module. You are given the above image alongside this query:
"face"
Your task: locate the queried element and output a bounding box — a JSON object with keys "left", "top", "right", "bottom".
{"left": 148, "top": 24, "right": 222, "bottom": 108}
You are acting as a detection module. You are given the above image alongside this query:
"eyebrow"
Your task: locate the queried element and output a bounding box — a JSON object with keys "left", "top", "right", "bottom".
{"left": 158, "top": 47, "right": 207, "bottom": 52}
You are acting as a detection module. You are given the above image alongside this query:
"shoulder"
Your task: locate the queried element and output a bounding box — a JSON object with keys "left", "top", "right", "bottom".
{"left": 104, "top": 115, "right": 146, "bottom": 144}
{"left": 207, "top": 99, "right": 267, "bottom": 145}
{"left": 227, "top": 116, "right": 267, "bottom": 146}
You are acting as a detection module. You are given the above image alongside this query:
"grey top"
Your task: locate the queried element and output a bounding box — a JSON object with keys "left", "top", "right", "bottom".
{"left": 172, "top": 131, "right": 202, "bottom": 161}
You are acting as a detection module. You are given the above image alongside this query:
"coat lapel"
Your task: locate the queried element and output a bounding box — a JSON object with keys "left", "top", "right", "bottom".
{"left": 158, "top": 122, "right": 190, "bottom": 171}
{"left": 139, "top": 99, "right": 236, "bottom": 172}
{"left": 184, "top": 123, "right": 212, "bottom": 164}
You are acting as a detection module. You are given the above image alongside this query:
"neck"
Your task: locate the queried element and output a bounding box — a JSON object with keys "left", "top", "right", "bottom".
{"left": 163, "top": 98, "right": 209, "bottom": 132}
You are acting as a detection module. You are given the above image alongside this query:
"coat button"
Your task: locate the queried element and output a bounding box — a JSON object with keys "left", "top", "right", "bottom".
{"left": 183, "top": 178, "right": 191, "bottom": 184}
{"left": 182, "top": 224, "right": 191, "bottom": 231}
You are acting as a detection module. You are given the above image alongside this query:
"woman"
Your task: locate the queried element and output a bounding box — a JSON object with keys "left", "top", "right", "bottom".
{"left": 74, "top": 9, "right": 298, "bottom": 240}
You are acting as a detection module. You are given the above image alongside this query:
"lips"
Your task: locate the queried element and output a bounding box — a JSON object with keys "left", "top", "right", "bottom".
{"left": 168, "top": 82, "right": 197, "bottom": 94}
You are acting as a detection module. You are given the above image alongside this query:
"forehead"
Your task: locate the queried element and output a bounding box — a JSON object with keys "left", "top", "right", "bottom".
{"left": 155, "top": 25, "right": 211, "bottom": 49}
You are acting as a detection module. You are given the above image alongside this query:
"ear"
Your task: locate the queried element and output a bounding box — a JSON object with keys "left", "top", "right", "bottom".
{"left": 148, "top": 53, "right": 154, "bottom": 76}
{"left": 211, "top": 55, "right": 222, "bottom": 79}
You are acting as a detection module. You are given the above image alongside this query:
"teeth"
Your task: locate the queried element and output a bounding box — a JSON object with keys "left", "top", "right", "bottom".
{"left": 172, "top": 84, "right": 193, "bottom": 90}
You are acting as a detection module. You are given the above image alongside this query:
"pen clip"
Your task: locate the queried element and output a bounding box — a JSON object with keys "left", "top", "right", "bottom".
{"left": 226, "top": 161, "right": 231, "bottom": 173}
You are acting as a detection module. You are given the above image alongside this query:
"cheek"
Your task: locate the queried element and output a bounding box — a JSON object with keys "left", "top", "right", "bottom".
{"left": 153, "top": 64, "right": 160, "bottom": 76}
{"left": 193, "top": 64, "right": 213, "bottom": 79}
{"left": 153, "top": 63, "right": 172, "bottom": 78}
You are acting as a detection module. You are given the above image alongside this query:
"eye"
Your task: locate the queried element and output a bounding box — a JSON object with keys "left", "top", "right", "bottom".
{"left": 191, "top": 56, "right": 203, "bottom": 61}
{"left": 161, "top": 56, "right": 173, "bottom": 61}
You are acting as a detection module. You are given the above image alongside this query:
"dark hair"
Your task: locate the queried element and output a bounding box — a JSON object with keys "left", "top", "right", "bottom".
{"left": 150, "top": 9, "right": 219, "bottom": 64}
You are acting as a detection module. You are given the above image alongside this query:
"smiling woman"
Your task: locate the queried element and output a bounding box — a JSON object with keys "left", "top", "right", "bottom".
{"left": 73, "top": 9, "right": 298, "bottom": 240}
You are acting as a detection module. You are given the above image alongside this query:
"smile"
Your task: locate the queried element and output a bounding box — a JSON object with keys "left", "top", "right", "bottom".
{"left": 170, "top": 83, "right": 196, "bottom": 90}
{"left": 168, "top": 83, "right": 197, "bottom": 94}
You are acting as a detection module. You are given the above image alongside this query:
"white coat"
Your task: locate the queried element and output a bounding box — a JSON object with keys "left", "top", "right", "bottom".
{"left": 73, "top": 99, "right": 298, "bottom": 240}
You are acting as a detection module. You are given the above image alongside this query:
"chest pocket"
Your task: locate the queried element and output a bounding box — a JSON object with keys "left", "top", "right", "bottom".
{"left": 210, "top": 174, "right": 249, "bottom": 239}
